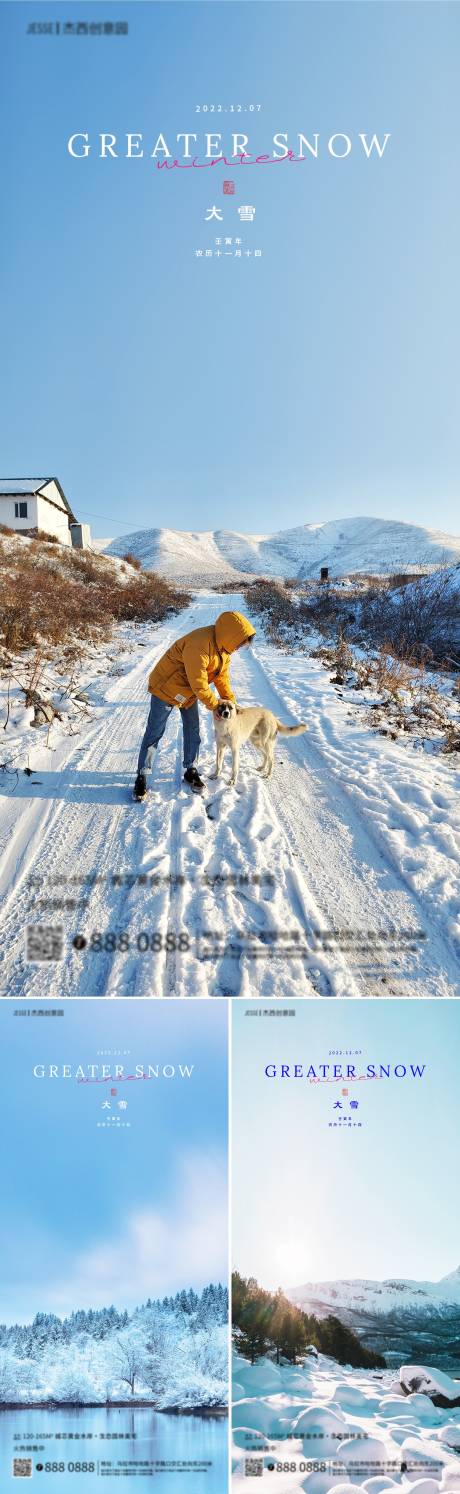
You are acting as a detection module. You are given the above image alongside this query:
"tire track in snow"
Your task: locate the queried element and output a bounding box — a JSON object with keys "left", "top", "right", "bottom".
{"left": 233, "top": 642, "right": 460, "bottom": 998}
{"left": 1, "top": 591, "right": 458, "bottom": 998}
{"left": 0, "top": 621, "right": 184, "bottom": 998}
{"left": 177, "top": 702, "right": 345, "bottom": 998}
{"left": 163, "top": 729, "right": 188, "bottom": 998}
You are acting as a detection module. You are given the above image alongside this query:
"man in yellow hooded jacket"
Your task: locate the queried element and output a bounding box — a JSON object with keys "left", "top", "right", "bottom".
{"left": 133, "top": 610, "right": 256, "bottom": 798}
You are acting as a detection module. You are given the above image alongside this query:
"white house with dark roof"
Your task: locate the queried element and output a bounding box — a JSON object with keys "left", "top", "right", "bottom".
{"left": 0, "top": 478, "right": 90, "bottom": 548}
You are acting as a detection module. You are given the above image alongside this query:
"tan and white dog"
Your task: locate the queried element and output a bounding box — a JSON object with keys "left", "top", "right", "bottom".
{"left": 212, "top": 700, "right": 307, "bottom": 786}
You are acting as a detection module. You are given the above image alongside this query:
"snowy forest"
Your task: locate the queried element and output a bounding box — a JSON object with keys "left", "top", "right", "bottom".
{"left": 0, "top": 1284, "right": 228, "bottom": 1408}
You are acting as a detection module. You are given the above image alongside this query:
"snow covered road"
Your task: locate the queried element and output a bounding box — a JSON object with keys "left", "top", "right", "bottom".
{"left": 0, "top": 591, "right": 459, "bottom": 998}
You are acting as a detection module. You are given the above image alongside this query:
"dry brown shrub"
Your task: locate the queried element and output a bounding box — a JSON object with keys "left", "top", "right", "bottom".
{"left": 441, "top": 725, "right": 460, "bottom": 755}
{"left": 359, "top": 568, "right": 460, "bottom": 664}
{"left": 330, "top": 630, "right": 354, "bottom": 683}
{"left": 0, "top": 545, "right": 188, "bottom": 654}
{"left": 243, "top": 579, "right": 295, "bottom": 629}
{"left": 354, "top": 659, "right": 374, "bottom": 689}
{"left": 375, "top": 647, "right": 414, "bottom": 702}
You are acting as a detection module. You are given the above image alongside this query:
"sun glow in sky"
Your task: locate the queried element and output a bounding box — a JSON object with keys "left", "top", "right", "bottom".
{"left": 233, "top": 1000, "right": 460, "bottom": 1290}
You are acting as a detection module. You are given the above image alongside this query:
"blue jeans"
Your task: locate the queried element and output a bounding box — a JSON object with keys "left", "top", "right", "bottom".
{"left": 137, "top": 695, "right": 201, "bottom": 776}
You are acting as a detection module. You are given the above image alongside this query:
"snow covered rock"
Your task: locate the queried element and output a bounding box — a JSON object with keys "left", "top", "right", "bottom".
{"left": 335, "top": 1384, "right": 377, "bottom": 1411}
{"left": 400, "top": 1367, "right": 460, "bottom": 1409}
{"left": 237, "top": 1359, "right": 281, "bottom": 1394}
{"left": 403, "top": 1482, "right": 447, "bottom": 1494}
{"left": 282, "top": 1370, "right": 314, "bottom": 1394}
{"left": 435, "top": 1425, "right": 460, "bottom": 1451}
{"left": 387, "top": 1424, "right": 418, "bottom": 1445}
{"left": 233, "top": 1393, "right": 297, "bottom": 1438}
{"left": 332, "top": 1385, "right": 382, "bottom": 1417}
{"left": 294, "top": 1403, "right": 348, "bottom": 1459}
{"left": 294, "top": 1405, "right": 346, "bottom": 1433}
{"left": 404, "top": 1394, "right": 443, "bottom": 1424}
{"left": 326, "top": 1485, "right": 364, "bottom": 1494}
{"left": 300, "top": 1473, "right": 353, "bottom": 1494}
{"left": 399, "top": 1435, "right": 449, "bottom": 1479}
{"left": 378, "top": 1396, "right": 419, "bottom": 1419}
{"left": 301, "top": 1486, "right": 360, "bottom": 1494}
{"left": 232, "top": 1397, "right": 275, "bottom": 1435}
{"left": 283, "top": 1365, "right": 314, "bottom": 1384}
{"left": 440, "top": 1470, "right": 460, "bottom": 1491}
{"left": 361, "top": 1481, "right": 399, "bottom": 1492}
{"left": 232, "top": 1426, "right": 270, "bottom": 1451}
{"left": 232, "top": 1381, "right": 247, "bottom": 1402}
{"left": 337, "top": 1435, "right": 390, "bottom": 1476}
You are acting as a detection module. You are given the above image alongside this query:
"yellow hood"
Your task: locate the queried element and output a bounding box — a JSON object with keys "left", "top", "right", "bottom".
{"left": 147, "top": 610, "right": 256, "bottom": 710}
{"left": 214, "top": 611, "right": 256, "bottom": 654}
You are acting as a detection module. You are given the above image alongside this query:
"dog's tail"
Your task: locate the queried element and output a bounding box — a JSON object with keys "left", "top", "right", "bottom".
{"left": 276, "top": 720, "right": 307, "bottom": 736}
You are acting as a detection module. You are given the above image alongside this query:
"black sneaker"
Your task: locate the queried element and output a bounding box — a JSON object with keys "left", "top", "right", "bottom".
{"left": 183, "top": 766, "right": 205, "bottom": 794}
{"left": 133, "top": 772, "right": 148, "bottom": 802}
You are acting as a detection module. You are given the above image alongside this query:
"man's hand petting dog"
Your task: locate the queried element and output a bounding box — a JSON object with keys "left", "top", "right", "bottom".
{"left": 212, "top": 700, "right": 307, "bottom": 786}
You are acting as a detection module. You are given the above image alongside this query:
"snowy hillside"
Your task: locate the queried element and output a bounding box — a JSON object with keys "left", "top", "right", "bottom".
{"left": 104, "top": 516, "right": 460, "bottom": 582}
{"left": 289, "top": 1269, "right": 460, "bottom": 1319}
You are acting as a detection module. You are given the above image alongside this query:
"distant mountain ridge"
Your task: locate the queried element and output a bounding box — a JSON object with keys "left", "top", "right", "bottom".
{"left": 289, "top": 1267, "right": 460, "bottom": 1319}
{"left": 288, "top": 1269, "right": 460, "bottom": 1370}
{"left": 104, "top": 516, "right": 460, "bottom": 582}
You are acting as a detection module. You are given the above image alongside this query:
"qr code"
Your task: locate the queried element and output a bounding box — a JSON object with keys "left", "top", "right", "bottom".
{"left": 245, "top": 1460, "right": 263, "bottom": 1478}
{"left": 13, "top": 1458, "right": 33, "bottom": 1477}
{"left": 26, "top": 925, "right": 64, "bottom": 963}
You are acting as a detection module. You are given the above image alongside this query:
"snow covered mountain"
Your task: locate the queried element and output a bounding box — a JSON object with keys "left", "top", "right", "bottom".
{"left": 288, "top": 1270, "right": 460, "bottom": 1369}
{"left": 289, "top": 1268, "right": 460, "bottom": 1319}
{"left": 104, "top": 516, "right": 460, "bottom": 582}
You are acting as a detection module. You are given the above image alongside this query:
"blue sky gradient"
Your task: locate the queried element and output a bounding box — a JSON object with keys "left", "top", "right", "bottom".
{"left": 233, "top": 999, "right": 460, "bottom": 1288}
{"left": 0, "top": 1000, "right": 228, "bottom": 1323}
{"left": 0, "top": 2, "right": 459, "bottom": 538}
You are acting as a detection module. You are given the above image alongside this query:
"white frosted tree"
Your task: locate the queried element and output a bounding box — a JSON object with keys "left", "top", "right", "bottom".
{"left": 113, "top": 1328, "right": 146, "bottom": 1397}
{"left": 0, "top": 1351, "right": 19, "bottom": 1402}
{"left": 0, "top": 1285, "right": 227, "bottom": 1407}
